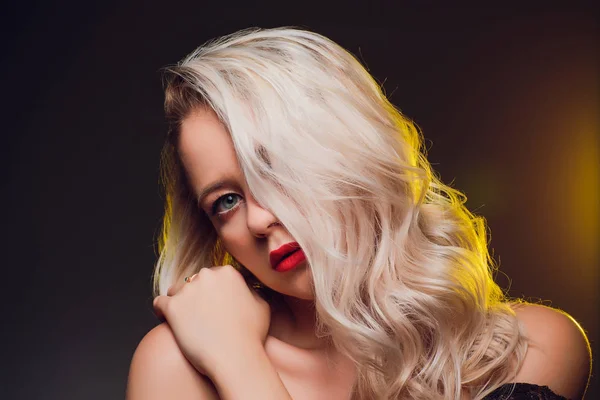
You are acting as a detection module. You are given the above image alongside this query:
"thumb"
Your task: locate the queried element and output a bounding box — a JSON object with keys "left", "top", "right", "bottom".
{"left": 152, "top": 295, "right": 170, "bottom": 322}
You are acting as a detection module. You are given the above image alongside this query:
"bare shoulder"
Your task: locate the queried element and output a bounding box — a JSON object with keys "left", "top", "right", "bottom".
{"left": 126, "top": 322, "right": 220, "bottom": 400}
{"left": 510, "top": 303, "right": 592, "bottom": 399}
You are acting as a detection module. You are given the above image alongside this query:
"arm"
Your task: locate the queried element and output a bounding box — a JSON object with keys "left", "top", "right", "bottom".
{"left": 148, "top": 267, "right": 292, "bottom": 399}
{"left": 126, "top": 323, "right": 220, "bottom": 400}
{"left": 209, "top": 341, "right": 293, "bottom": 400}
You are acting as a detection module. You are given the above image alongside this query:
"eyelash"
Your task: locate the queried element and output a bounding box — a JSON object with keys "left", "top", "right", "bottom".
{"left": 210, "top": 193, "right": 243, "bottom": 219}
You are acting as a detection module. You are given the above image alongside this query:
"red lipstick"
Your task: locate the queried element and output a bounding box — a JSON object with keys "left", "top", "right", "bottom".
{"left": 270, "top": 242, "right": 306, "bottom": 272}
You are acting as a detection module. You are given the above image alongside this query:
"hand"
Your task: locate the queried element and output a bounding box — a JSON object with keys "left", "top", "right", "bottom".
{"left": 152, "top": 265, "right": 272, "bottom": 379}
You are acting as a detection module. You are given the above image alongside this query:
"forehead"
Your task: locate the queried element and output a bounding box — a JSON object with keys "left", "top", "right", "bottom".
{"left": 178, "top": 108, "right": 242, "bottom": 188}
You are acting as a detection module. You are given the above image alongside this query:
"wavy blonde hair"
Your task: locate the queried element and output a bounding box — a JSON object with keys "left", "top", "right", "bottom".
{"left": 153, "top": 26, "right": 528, "bottom": 399}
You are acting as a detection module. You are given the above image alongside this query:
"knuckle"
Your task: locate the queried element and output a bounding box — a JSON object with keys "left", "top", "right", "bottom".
{"left": 161, "top": 298, "right": 173, "bottom": 313}
{"left": 224, "top": 265, "right": 241, "bottom": 278}
{"left": 223, "top": 264, "right": 236, "bottom": 273}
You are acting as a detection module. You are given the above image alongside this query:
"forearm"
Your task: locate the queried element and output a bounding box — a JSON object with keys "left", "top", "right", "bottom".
{"left": 209, "top": 343, "right": 293, "bottom": 400}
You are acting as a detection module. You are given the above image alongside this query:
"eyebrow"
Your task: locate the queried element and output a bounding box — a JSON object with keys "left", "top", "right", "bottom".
{"left": 196, "top": 178, "right": 239, "bottom": 207}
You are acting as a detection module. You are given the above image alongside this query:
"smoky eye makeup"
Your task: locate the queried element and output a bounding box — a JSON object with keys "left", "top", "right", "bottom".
{"left": 195, "top": 177, "right": 241, "bottom": 212}
{"left": 209, "top": 192, "right": 244, "bottom": 219}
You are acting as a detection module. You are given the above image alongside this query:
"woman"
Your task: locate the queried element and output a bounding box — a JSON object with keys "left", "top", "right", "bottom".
{"left": 126, "top": 27, "right": 591, "bottom": 399}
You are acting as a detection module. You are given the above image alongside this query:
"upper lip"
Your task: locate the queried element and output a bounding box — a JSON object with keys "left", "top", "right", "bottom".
{"left": 270, "top": 242, "right": 301, "bottom": 269}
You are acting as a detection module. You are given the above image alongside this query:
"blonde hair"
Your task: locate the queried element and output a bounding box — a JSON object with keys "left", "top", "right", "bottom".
{"left": 153, "top": 26, "right": 528, "bottom": 399}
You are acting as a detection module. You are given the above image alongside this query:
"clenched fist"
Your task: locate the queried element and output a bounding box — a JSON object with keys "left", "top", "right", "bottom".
{"left": 152, "top": 265, "right": 272, "bottom": 379}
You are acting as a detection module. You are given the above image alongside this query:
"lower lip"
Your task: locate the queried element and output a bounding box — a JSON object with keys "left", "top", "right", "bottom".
{"left": 274, "top": 250, "right": 306, "bottom": 272}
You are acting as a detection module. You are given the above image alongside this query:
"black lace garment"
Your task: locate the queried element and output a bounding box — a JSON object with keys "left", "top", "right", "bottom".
{"left": 483, "top": 383, "right": 568, "bottom": 400}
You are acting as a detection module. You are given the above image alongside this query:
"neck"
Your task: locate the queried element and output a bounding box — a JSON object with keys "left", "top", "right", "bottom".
{"left": 271, "top": 295, "right": 331, "bottom": 351}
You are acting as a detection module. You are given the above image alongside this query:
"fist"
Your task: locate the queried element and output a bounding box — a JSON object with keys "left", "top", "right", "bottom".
{"left": 152, "top": 265, "right": 272, "bottom": 378}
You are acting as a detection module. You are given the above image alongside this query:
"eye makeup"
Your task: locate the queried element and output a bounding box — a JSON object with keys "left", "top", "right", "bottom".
{"left": 210, "top": 192, "right": 244, "bottom": 219}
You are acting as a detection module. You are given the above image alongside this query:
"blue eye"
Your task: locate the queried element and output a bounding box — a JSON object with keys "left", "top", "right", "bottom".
{"left": 211, "top": 193, "right": 242, "bottom": 217}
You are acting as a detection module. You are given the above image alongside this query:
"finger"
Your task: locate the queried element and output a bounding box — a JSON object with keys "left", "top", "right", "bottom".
{"left": 167, "top": 284, "right": 179, "bottom": 297}
{"left": 167, "top": 273, "right": 198, "bottom": 296}
{"left": 152, "top": 295, "right": 169, "bottom": 321}
{"left": 214, "top": 265, "right": 244, "bottom": 278}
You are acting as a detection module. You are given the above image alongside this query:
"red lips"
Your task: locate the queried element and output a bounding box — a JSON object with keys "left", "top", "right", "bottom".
{"left": 270, "top": 242, "right": 301, "bottom": 269}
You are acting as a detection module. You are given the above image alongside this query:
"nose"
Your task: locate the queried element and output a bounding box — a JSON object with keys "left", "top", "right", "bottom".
{"left": 245, "top": 193, "right": 281, "bottom": 238}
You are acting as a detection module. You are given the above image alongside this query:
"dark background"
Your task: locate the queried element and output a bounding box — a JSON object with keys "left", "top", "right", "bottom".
{"left": 1, "top": 1, "right": 598, "bottom": 399}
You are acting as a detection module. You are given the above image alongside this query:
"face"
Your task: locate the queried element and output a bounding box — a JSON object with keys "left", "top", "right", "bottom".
{"left": 178, "top": 107, "right": 314, "bottom": 300}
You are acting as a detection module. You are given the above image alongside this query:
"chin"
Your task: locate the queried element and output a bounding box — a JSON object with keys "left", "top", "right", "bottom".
{"left": 269, "top": 266, "right": 315, "bottom": 300}
{"left": 290, "top": 290, "right": 315, "bottom": 301}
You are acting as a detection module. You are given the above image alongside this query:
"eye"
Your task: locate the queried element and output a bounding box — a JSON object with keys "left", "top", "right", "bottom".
{"left": 210, "top": 193, "right": 243, "bottom": 217}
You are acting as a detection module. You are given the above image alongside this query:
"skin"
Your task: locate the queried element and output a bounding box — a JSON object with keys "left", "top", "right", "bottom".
{"left": 175, "top": 106, "right": 327, "bottom": 351}
{"left": 126, "top": 107, "right": 591, "bottom": 400}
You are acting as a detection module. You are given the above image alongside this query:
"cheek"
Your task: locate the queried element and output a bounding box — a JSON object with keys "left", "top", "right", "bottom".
{"left": 215, "top": 217, "right": 253, "bottom": 260}
{"left": 216, "top": 214, "right": 247, "bottom": 243}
